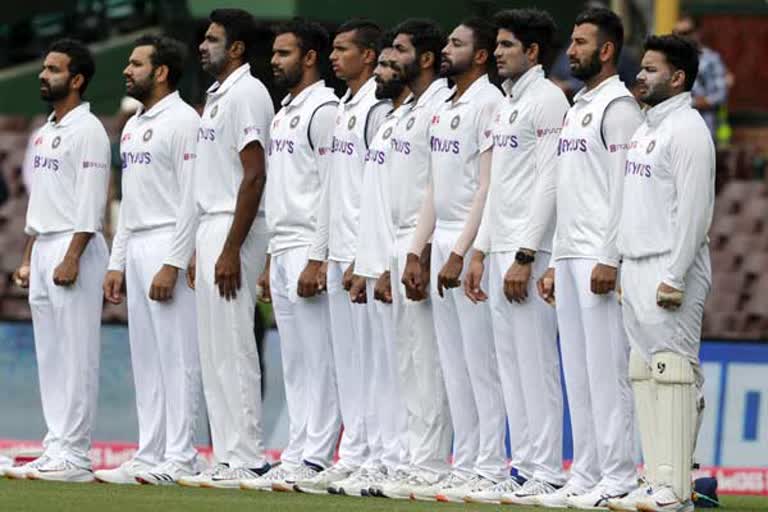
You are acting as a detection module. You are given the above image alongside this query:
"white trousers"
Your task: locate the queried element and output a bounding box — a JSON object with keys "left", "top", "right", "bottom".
{"left": 554, "top": 258, "right": 636, "bottom": 491}
{"left": 430, "top": 226, "right": 507, "bottom": 482}
{"left": 327, "top": 260, "right": 369, "bottom": 468}
{"left": 392, "top": 234, "right": 452, "bottom": 475}
{"left": 621, "top": 247, "right": 711, "bottom": 368}
{"left": 29, "top": 232, "right": 108, "bottom": 469}
{"left": 125, "top": 228, "right": 202, "bottom": 467}
{"left": 364, "top": 279, "right": 409, "bottom": 470}
{"left": 270, "top": 246, "right": 340, "bottom": 470}
{"left": 195, "top": 215, "right": 267, "bottom": 468}
{"left": 488, "top": 252, "right": 566, "bottom": 485}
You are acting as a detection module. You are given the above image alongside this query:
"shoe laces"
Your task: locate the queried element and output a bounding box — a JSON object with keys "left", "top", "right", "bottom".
{"left": 436, "top": 472, "right": 467, "bottom": 489}
{"left": 26, "top": 455, "right": 51, "bottom": 469}
{"left": 519, "top": 478, "right": 557, "bottom": 495}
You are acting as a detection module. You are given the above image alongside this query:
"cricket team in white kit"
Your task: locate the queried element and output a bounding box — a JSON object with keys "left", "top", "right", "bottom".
{"left": 5, "top": 5, "right": 716, "bottom": 512}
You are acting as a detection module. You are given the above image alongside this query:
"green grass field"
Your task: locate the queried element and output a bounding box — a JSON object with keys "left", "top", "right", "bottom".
{"left": 2, "top": 480, "right": 768, "bottom": 512}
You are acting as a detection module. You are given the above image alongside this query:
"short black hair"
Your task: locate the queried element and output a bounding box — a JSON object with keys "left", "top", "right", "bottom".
{"left": 644, "top": 34, "right": 699, "bottom": 91}
{"left": 273, "top": 18, "right": 330, "bottom": 59}
{"left": 337, "top": 18, "right": 383, "bottom": 53}
{"left": 133, "top": 34, "right": 187, "bottom": 89}
{"left": 574, "top": 7, "right": 624, "bottom": 64}
{"left": 209, "top": 8, "right": 258, "bottom": 63}
{"left": 47, "top": 38, "right": 95, "bottom": 96}
{"left": 460, "top": 17, "right": 497, "bottom": 55}
{"left": 493, "top": 9, "right": 557, "bottom": 67}
{"left": 392, "top": 18, "right": 444, "bottom": 73}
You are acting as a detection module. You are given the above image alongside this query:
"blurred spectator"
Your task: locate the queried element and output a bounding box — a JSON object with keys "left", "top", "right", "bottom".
{"left": 674, "top": 12, "right": 729, "bottom": 140}
{"left": 0, "top": 151, "right": 9, "bottom": 208}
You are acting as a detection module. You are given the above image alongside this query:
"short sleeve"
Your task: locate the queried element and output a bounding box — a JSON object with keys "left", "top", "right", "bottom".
{"left": 232, "top": 82, "right": 274, "bottom": 152}
{"left": 477, "top": 95, "right": 499, "bottom": 153}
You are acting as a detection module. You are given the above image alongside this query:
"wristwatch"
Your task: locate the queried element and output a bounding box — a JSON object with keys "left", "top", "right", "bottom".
{"left": 514, "top": 250, "right": 535, "bottom": 265}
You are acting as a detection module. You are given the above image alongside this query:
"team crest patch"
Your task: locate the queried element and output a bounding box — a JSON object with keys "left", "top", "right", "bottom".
{"left": 509, "top": 110, "right": 518, "bottom": 124}
{"left": 406, "top": 117, "right": 415, "bottom": 130}
{"left": 348, "top": 115, "right": 357, "bottom": 130}
{"left": 646, "top": 140, "right": 656, "bottom": 154}
{"left": 383, "top": 127, "right": 393, "bottom": 140}
{"left": 52, "top": 136, "right": 61, "bottom": 149}
{"left": 290, "top": 115, "right": 300, "bottom": 129}
{"left": 450, "top": 115, "right": 460, "bottom": 129}
{"left": 210, "top": 105, "right": 219, "bottom": 118}
{"left": 143, "top": 129, "right": 153, "bottom": 142}
{"left": 581, "top": 113, "right": 593, "bottom": 127}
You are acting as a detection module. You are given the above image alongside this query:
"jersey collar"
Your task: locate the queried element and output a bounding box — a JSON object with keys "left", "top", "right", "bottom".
{"left": 573, "top": 74, "right": 621, "bottom": 105}
{"left": 136, "top": 90, "right": 180, "bottom": 119}
{"left": 412, "top": 78, "right": 449, "bottom": 110}
{"left": 206, "top": 63, "right": 251, "bottom": 97}
{"left": 281, "top": 80, "right": 326, "bottom": 109}
{"left": 645, "top": 92, "right": 691, "bottom": 127}
{"left": 47, "top": 102, "right": 90, "bottom": 127}
{"left": 502, "top": 64, "right": 543, "bottom": 100}
{"left": 341, "top": 76, "right": 376, "bottom": 107}
{"left": 447, "top": 74, "right": 491, "bottom": 106}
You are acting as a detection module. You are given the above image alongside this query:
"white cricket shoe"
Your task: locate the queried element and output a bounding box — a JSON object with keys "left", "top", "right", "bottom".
{"left": 136, "top": 460, "right": 199, "bottom": 486}
{"left": 567, "top": 485, "right": 631, "bottom": 510}
{"left": 29, "top": 459, "right": 94, "bottom": 483}
{"left": 203, "top": 464, "right": 271, "bottom": 489}
{"left": 4, "top": 455, "right": 52, "bottom": 480}
{"left": 636, "top": 485, "right": 694, "bottom": 512}
{"left": 412, "top": 472, "right": 463, "bottom": 501}
{"left": 376, "top": 468, "right": 413, "bottom": 499}
{"left": 329, "top": 467, "right": 367, "bottom": 496}
{"left": 607, "top": 478, "right": 653, "bottom": 511}
{"left": 274, "top": 463, "right": 320, "bottom": 492}
{"left": 94, "top": 460, "right": 150, "bottom": 485}
{"left": 438, "top": 474, "right": 496, "bottom": 503}
{"left": 502, "top": 477, "right": 561, "bottom": 505}
{"left": 536, "top": 480, "right": 589, "bottom": 508}
{"left": 295, "top": 462, "right": 354, "bottom": 495}
{"left": 240, "top": 463, "right": 289, "bottom": 491}
{"left": 178, "top": 462, "right": 229, "bottom": 488}
{"left": 465, "top": 476, "right": 524, "bottom": 504}
{"left": 0, "top": 455, "right": 13, "bottom": 473}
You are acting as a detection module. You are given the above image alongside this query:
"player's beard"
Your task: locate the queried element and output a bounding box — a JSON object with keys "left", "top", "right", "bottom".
{"left": 569, "top": 48, "right": 602, "bottom": 81}
{"left": 126, "top": 74, "right": 154, "bottom": 102}
{"left": 639, "top": 79, "right": 674, "bottom": 107}
{"left": 398, "top": 56, "right": 421, "bottom": 88}
{"left": 273, "top": 63, "right": 302, "bottom": 89}
{"left": 40, "top": 78, "right": 69, "bottom": 102}
{"left": 440, "top": 54, "right": 471, "bottom": 78}
{"left": 375, "top": 76, "right": 405, "bottom": 100}
{"left": 202, "top": 44, "right": 228, "bottom": 76}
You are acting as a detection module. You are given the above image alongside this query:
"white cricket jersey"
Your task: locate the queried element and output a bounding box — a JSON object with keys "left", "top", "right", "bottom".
{"left": 553, "top": 75, "right": 643, "bottom": 265}
{"left": 25, "top": 102, "right": 110, "bottom": 236}
{"left": 326, "top": 77, "right": 390, "bottom": 262}
{"left": 107, "top": 91, "right": 201, "bottom": 271}
{"left": 265, "top": 80, "right": 338, "bottom": 257}
{"left": 429, "top": 74, "right": 502, "bottom": 227}
{"left": 195, "top": 63, "right": 274, "bottom": 216}
{"left": 618, "top": 92, "right": 714, "bottom": 290}
{"left": 355, "top": 103, "right": 409, "bottom": 278}
{"left": 474, "top": 65, "right": 569, "bottom": 254}
{"left": 389, "top": 78, "right": 451, "bottom": 236}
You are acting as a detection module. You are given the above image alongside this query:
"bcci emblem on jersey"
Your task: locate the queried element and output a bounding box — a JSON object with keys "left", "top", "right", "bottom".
{"left": 646, "top": 140, "right": 656, "bottom": 154}
{"left": 348, "top": 115, "right": 357, "bottom": 130}
{"left": 450, "top": 115, "right": 461, "bottom": 129}
{"left": 143, "top": 129, "right": 153, "bottom": 142}
{"left": 210, "top": 105, "right": 219, "bottom": 118}
{"left": 406, "top": 117, "right": 415, "bottom": 130}
{"left": 383, "top": 127, "right": 393, "bottom": 140}
{"left": 290, "top": 115, "right": 300, "bottom": 129}
{"left": 509, "top": 110, "right": 518, "bottom": 124}
{"left": 52, "top": 136, "right": 61, "bottom": 149}
{"left": 582, "top": 113, "right": 593, "bottom": 127}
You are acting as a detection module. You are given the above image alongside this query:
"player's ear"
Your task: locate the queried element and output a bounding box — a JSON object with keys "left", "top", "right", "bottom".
{"left": 229, "top": 40, "right": 246, "bottom": 61}
{"left": 304, "top": 48, "right": 318, "bottom": 68}
{"left": 670, "top": 68, "right": 686, "bottom": 91}
{"left": 70, "top": 73, "right": 85, "bottom": 94}
{"left": 362, "top": 47, "right": 377, "bottom": 67}
{"left": 526, "top": 42, "right": 540, "bottom": 65}
{"left": 421, "top": 50, "right": 435, "bottom": 70}
{"left": 154, "top": 64, "right": 169, "bottom": 85}
{"left": 474, "top": 48, "right": 489, "bottom": 66}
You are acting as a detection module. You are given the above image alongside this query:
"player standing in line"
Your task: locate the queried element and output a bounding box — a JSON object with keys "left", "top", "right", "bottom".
{"left": 175, "top": 9, "right": 275, "bottom": 488}
{"left": 242, "top": 19, "right": 341, "bottom": 493}
{"left": 8, "top": 39, "right": 110, "bottom": 482}
{"left": 402, "top": 18, "right": 507, "bottom": 502}
{"left": 375, "top": 19, "right": 454, "bottom": 500}
{"left": 535, "top": 7, "right": 643, "bottom": 509}
{"left": 343, "top": 44, "right": 411, "bottom": 497}
{"left": 462, "top": 8, "right": 569, "bottom": 505}
{"left": 95, "top": 35, "right": 203, "bottom": 486}
{"left": 608, "top": 35, "right": 713, "bottom": 512}
{"left": 294, "top": 19, "right": 391, "bottom": 494}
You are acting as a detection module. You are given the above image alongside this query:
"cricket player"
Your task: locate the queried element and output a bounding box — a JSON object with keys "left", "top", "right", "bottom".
{"left": 176, "top": 9, "right": 275, "bottom": 488}
{"left": 609, "top": 35, "right": 713, "bottom": 512}
{"left": 294, "top": 19, "right": 391, "bottom": 493}
{"left": 462, "top": 9, "right": 569, "bottom": 505}
{"left": 535, "top": 8, "right": 644, "bottom": 508}
{"left": 95, "top": 35, "right": 203, "bottom": 486}
{"left": 8, "top": 39, "right": 110, "bottom": 483}
{"left": 403, "top": 17, "right": 507, "bottom": 502}
{"left": 343, "top": 45, "right": 411, "bottom": 496}
{"left": 376, "top": 18, "right": 454, "bottom": 500}
{"left": 242, "top": 19, "right": 341, "bottom": 492}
